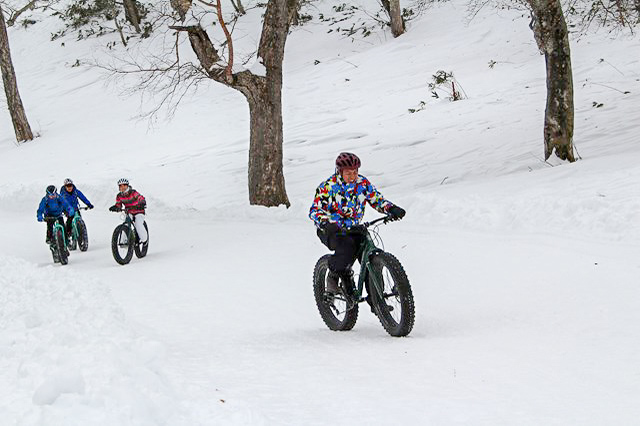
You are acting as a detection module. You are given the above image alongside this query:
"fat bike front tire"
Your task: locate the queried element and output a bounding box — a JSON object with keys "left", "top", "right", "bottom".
{"left": 134, "top": 222, "right": 149, "bottom": 259}
{"left": 369, "top": 252, "right": 414, "bottom": 337}
{"left": 313, "top": 254, "right": 359, "bottom": 331}
{"left": 112, "top": 225, "right": 134, "bottom": 265}
{"left": 77, "top": 219, "right": 89, "bottom": 252}
{"left": 55, "top": 228, "right": 68, "bottom": 266}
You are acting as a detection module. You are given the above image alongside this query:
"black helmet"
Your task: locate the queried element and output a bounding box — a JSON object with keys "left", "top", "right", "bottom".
{"left": 46, "top": 185, "right": 57, "bottom": 195}
{"left": 335, "top": 152, "right": 361, "bottom": 172}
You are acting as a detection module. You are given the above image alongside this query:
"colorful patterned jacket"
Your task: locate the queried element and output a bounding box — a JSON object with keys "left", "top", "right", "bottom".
{"left": 115, "top": 188, "right": 146, "bottom": 215}
{"left": 309, "top": 173, "right": 394, "bottom": 229}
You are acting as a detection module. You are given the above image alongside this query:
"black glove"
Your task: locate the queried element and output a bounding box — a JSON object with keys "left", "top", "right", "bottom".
{"left": 388, "top": 205, "right": 406, "bottom": 220}
{"left": 87, "top": 204, "right": 94, "bottom": 210}
{"left": 348, "top": 224, "right": 367, "bottom": 235}
{"left": 109, "top": 205, "right": 119, "bottom": 212}
{"left": 322, "top": 222, "right": 340, "bottom": 238}
{"left": 321, "top": 222, "right": 340, "bottom": 250}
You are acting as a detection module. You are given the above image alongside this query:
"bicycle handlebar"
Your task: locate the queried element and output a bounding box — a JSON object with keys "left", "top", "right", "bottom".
{"left": 363, "top": 215, "right": 401, "bottom": 228}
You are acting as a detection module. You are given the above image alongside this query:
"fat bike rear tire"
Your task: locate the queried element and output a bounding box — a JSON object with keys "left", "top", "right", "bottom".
{"left": 369, "top": 252, "right": 414, "bottom": 337}
{"left": 313, "top": 255, "right": 359, "bottom": 331}
{"left": 112, "top": 225, "right": 134, "bottom": 265}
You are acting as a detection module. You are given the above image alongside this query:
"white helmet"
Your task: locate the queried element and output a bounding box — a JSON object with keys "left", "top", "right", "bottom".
{"left": 63, "top": 178, "right": 73, "bottom": 186}
{"left": 117, "top": 178, "right": 129, "bottom": 186}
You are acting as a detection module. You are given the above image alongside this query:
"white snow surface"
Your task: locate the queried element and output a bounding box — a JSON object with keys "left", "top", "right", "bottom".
{"left": 1, "top": 0, "right": 640, "bottom": 424}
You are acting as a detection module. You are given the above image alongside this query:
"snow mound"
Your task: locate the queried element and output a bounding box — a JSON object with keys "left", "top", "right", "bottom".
{"left": 0, "top": 255, "right": 236, "bottom": 425}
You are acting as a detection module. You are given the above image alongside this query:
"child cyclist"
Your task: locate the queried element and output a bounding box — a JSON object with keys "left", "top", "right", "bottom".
{"left": 37, "top": 185, "right": 75, "bottom": 246}
{"left": 109, "top": 178, "right": 148, "bottom": 246}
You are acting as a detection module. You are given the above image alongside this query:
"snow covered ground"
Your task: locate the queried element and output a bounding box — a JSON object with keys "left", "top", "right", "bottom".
{"left": 1, "top": 0, "right": 639, "bottom": 424}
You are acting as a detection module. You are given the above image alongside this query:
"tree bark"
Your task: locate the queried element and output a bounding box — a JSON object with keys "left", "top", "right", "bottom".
{"left": 171, "top": 0, "right": 192, "bottom": 21}
{"left": 173, "top": 0, "right": 292, "bottom": 207}
{"left": 242, "top": 76, "right": 289, "bottom": 207}
{"left": 0, "top": 5, "right": 33, "bottom": 142}
{"left": 123, "top": 0, "right": 142, "bottom": 33}
{"left": 381, "top": 0, "right": 405, "bottom": 37}
{"left": 528, "top": 0, "right": 575, "bottom": 162}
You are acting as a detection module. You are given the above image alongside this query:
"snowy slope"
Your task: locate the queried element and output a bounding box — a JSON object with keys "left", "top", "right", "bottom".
{"left": 1, "top": 0, "right": 640, "bottom": 424}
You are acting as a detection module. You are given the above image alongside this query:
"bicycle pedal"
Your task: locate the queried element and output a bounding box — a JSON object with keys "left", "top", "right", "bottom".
{"left": 322, "top": 292, "right": 335, "bottom": 304}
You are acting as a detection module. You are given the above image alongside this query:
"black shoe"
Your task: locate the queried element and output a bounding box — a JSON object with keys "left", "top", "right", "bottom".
{"left": 365, "top": 294, "right": 394, "bottom": 314}
{"left": 338, "top": 270, "right": 358, "bottom": 310}
{"left": 325, "top": 270, "right": 340, "bottom": 295}
{"left": 338, "top": 269, "right": 356, "bottom": 297}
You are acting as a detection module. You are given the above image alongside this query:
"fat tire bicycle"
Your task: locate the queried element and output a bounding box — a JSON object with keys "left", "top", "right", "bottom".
{"left": 110, "top": 209, "right": 149, "bottom": 265}
{"left": 44, "top": 216, "right": 69, "bottom": 265}
{"left": 68, "top": 206, "right": 90, "bottom": 252}
{"left": 313, "top": 216, "right": 415, "bottom": 337}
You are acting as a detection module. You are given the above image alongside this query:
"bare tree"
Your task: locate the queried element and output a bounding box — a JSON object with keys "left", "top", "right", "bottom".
{"left": 381, "top": 0, "right": 405, "bottom": 37}
{"left": 528, "top": 0, "right": 574, "bottom": 162}
{"left": 568, "top": 0, "right": 640, "bottom": 31}
{"left": 230, "top": 0, "right": 245, "bottom": 15}
{"left": 166, "top": 0, "right": 295, "bottom": 207}
{"left": 0, "top": 4, "right": 33, "bottom": 142}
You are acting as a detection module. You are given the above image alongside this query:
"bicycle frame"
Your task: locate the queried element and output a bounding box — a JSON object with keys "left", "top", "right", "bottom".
{"left": 351, "top": 216, "right": 392, "bottom": 303}
{"left": 45, "top": 216, "right": 67, "bottom": 248}
{"left": 119, "top": 212, "right": 138, "bottom": 240}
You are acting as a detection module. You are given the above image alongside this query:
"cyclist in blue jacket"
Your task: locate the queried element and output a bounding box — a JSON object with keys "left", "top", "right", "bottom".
{"left": 60, "top": 178, "right": 93, "bottom": 239}
{"left": 37, "top": 185, "right": 74, "bottom": 244}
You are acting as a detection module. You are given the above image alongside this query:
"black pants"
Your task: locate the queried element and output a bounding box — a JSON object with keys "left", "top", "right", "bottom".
{"left": 45, "top": 217, "right": 65, "bottom": 242}
{"left": 65, "top": 213, "right": 77, "bottom": 239}
{"left": 317, "top": 228, "right": 365, "bottom": 274}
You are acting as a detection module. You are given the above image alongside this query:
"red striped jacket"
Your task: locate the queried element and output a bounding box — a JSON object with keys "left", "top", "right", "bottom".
{"left": 115, "top": 188, "right": 146, "bottom": 215}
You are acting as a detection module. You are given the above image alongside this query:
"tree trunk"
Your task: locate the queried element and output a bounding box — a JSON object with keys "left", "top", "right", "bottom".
{"left": 388, "top": 0, "right": 405, "bottom": 37}
{"left": 123, "top": 0, "right": 142, "bottom": 33}
{"left": 381, "top": 0, "right": 405, "bottom": 37}
{"left": 171, "top": 0, "right": 192, "bottom": 21}
{"left": 174, "top": 0, "right": 292, "bottom": 207}
{"left": 528, "top": 0, "right": 575, "bottom": 162}
{"left": 0, "top": 5, "right": 33, "bottom": 143}
{"left": 242, "top": 77, "right": 289, "bottom": 207}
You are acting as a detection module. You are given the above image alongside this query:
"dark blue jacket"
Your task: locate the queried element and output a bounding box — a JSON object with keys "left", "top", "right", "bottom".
{"left": 37, "top": 194, "right": 74, "bottom": 221}
{"left": 59, "top": 185, "right": 92, "bottom": 210}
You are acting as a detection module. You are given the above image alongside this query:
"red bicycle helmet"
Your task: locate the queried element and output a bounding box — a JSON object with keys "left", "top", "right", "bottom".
{"left": 335, "top": 152, "right": 361, "bottom": 171}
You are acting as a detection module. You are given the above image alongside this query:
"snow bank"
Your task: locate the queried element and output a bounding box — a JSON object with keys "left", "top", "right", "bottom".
{"left": 0, "top": 255, "right": 233, "bottom": 425}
